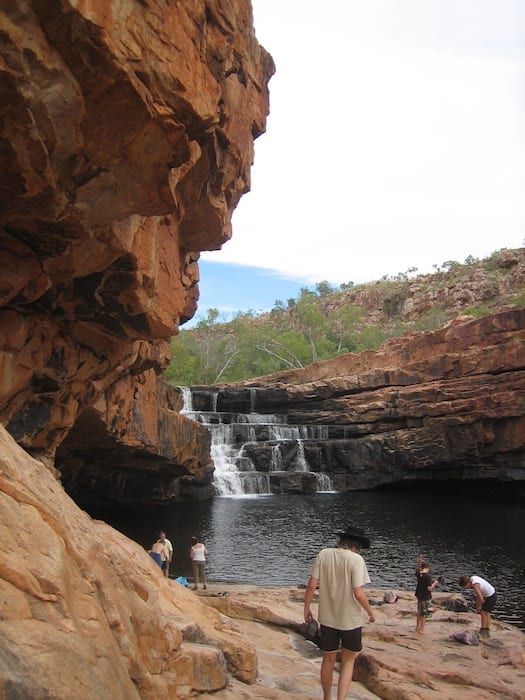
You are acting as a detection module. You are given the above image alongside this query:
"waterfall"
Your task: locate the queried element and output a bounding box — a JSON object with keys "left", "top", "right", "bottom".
{"left": 179, "top": 387, "right": 335, "bottom": 496}
{"left": 210, "top": 423, "right": 270, "bottom": 496}
{"left": 316, "top": 472, "right": 334, "bottom": 492}
{"left": 294, "top": 439, "right": 308, "bottom": 472}
{"left": 179, "top": 386, "right": 193, "bottom": 413}
{"left": 270, "top": 444, "right": 283, "bottom": 471}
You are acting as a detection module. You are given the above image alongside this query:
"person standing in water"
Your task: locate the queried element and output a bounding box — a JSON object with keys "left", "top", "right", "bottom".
{"left": 190, "top": 536, "right": 208, "bottom": 590}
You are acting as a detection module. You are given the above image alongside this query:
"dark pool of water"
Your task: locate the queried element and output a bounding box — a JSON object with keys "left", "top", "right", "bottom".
{"left": 88, "top": 490, "right": 525, "bottom": 631}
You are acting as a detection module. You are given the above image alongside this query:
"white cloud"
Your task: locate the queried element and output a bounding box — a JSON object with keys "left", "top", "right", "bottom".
{"left": 202, "top": 0, "right": 525, "bottom": 284}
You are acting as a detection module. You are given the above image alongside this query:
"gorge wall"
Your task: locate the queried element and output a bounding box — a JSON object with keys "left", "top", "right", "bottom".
{"left": 0, "top": 0, "right": 274, "bottom": 506}
{"left": 195, "top": 309, "right": 525, "bottom": 498}
{"left": 0, "top": 2, "right": 275, "bottom": 697}
{"left": 0, "top": 4, "right": 523, "bottom": 697}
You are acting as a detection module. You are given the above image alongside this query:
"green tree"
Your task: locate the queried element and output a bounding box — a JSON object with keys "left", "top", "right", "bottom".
{"left": 327, "top": 304, "right": 362, "bottom": 352}
{"left": 339, "top": 281, "right": 354, "bottom": 291}
{"left": 295, "top": 289, "right": 329, "bottom": 362}
{"left": 315, "top": 280, "right": 335, "bottom": 297}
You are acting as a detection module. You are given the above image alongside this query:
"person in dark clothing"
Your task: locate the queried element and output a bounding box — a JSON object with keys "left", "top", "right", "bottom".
{"left": 415, "top": 555, "right": 440, "bottom": 633}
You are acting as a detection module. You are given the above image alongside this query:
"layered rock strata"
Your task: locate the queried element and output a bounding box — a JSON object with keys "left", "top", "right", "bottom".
{"left": 194, "top": 309, "right": 525, "bottom": 496}
{"left": 0, "top": 0, "right": 273, "bottom": 503}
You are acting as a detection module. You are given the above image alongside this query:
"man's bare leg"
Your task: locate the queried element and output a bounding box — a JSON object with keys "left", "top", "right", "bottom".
{"left": 480, "top": 610, "right": 491, "bottom": 635}
{"left": 337, "top": 648, "right": 358, "bottom": 700}
{"left": 320, "top": 651, "right": 337, "bottom": 699}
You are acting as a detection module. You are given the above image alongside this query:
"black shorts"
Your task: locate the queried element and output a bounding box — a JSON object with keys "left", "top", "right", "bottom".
{"left": 320, "top": 624, "right": 362, "bottom": 653}
{"left": 482, "top": 593, "right": 497, "bottom": 613}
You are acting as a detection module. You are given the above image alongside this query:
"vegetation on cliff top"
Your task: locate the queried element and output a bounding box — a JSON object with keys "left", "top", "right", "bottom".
{"left": 164, "top": 247, "right": 525, "bottom": 386}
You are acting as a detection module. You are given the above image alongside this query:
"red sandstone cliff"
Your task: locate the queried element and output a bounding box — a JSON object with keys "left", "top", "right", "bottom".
{"left": 0, "top": 0, "right": 274, "bottom": 499}
{"left": 0, "top": 1, "right": 274, "bottom": 696}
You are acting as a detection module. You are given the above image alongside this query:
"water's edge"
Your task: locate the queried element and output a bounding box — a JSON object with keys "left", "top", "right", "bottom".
{"left": 88, "top": 491, "right": 525, "bottom": 631}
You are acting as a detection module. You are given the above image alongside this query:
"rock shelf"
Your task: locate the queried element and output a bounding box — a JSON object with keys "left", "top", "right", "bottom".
{"left": 197, "top": 583, "right": 525, "bottom": 699}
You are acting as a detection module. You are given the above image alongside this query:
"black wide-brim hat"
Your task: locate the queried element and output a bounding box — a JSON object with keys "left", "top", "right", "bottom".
{"left": 336, "top": 526, "right": 371, "bottom": 549}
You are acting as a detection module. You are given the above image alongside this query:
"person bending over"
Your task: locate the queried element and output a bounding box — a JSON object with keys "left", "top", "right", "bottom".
{"left": 459, "top": 574, "right": 497, "bottom": 638}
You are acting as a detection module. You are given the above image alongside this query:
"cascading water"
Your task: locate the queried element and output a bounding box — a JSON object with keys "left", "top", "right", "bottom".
{"left": 179, "top": 387, "right": 334, "bottom": 497}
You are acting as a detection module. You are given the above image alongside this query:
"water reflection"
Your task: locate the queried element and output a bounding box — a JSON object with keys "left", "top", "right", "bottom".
{"left": 88, "top": 491, "right": 525, "bottom": 630}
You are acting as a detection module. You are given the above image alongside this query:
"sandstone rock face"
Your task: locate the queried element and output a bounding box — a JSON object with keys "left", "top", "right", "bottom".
{"left": 200, "top": 309, "right": 525, "bottom": 495}
{"left": 199, "top": 584, "right": 525, "bottom": 699}
{"left": 0, "top": 425, "right": 257, "bottom": 698}
{"left": 56, "top": 371, "right": 215, "bottom": 507}
{"left": 0, "top": 0, "right": 273, "bottom": 501}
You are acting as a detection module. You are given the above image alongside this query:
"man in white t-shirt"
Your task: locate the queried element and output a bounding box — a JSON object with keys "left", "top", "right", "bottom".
{"left": 158, "top": 531, "right": 173, "bottom": 578}
{"left": 458, "top": 574, "right": 497, "bottom": 638}
{"left": 304, "top": 526, "right": 375, "bottom": 700}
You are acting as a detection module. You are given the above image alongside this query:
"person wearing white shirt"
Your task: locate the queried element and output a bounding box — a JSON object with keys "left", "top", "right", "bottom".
{"left": 458, "top": 574, "right": 497, "bottom": 638}
{"left": 190, "top": 536, "right": 208, "bottom": 590}
{"left": 158, "top": 531, "right": 173, "bottom": 578}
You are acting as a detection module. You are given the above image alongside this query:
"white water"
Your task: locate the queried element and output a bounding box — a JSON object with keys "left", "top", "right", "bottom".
{"left": 179, "top": 387, "right": 335, "bottom": 496}
{"left": 294, "top": 439, "right": 308, "bottom": 472}
{"left": 210, "top": 422, "right": 270, "bottom": 496}
{"left": 179, "top": 386, "right": 193, "bottom": 412}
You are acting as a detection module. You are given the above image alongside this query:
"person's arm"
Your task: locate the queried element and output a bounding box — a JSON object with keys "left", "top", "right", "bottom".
{"left": 304, "top": 576, "right": 319, "bottom": 623}
{"left": 472, "top": 583, "right": 484, "bottom": 611}
{"left": 189, "top": 547, "right": 194, "bottom": 560}
{"left": 427, "top": 576, "right": 440, "bottom": 593}
{"left": 353, "top": 586, "right": 375, "bottom": 623}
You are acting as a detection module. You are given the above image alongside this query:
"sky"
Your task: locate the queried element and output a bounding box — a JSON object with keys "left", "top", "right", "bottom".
{"left": 189, "top": 0, "right": 525, "bottom": 326}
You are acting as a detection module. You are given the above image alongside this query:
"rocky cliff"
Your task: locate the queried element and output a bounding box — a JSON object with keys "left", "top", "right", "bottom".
{"left": 196, "top": 309, "right": 525, "bottom": 497}
{"left": 0, "top": 1, "right": 276, "bottom": 697}
{"left": 0, "top": 0, "right": 273, "bottom": 504}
